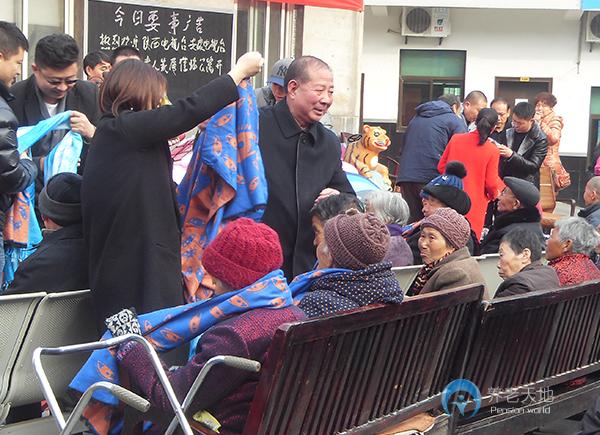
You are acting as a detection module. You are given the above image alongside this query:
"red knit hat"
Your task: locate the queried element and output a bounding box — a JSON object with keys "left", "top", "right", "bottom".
{"left": 203, "top": 218, "right": 283, "bottom": 290}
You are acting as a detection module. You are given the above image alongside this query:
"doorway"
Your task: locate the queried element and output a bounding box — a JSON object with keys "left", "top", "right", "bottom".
{"left": 494, "top": 77, "right": 552, "bottom": 107}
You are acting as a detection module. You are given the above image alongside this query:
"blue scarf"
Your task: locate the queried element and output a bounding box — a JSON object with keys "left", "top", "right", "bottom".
{"left": 3, "top": 112, "right": 82, "bottom": 287}
{"left": 70, "top": 270, "right": 292, "bottom": 405}
{"left": 177, "top": 80, "right": 268, "bottom": 301}
{"left": 289, "top": 267, "right": 350, "bottom": 302}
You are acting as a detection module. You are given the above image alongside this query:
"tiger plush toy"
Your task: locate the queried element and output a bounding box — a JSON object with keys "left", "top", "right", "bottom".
{"left": 343, "top": 124, "right": 392, "bottom": 189}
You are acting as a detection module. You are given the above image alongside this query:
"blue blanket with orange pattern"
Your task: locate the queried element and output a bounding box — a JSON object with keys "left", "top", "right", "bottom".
{"left": 177, "top": 79, "right": 267, "bottom": 302}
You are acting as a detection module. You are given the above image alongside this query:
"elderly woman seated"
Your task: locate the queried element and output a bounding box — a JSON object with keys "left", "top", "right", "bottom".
{"left": 403, "top": 162, "right": 475, "bottom": 265}
{"left": 310, "top": 192, "right": 364, "bottom": 247}
{"left": 363, "top": 190, "right": 413, "bottom": 267}
{"left": 546, "top": 217, "right": 600, "bottom": 286}
{"left": 407, "top": 207, "right": 484, "bottom": 296}
{"left": 495, "top": 228, "right": 560, "bottom": 298}
{"left": 297, "top": 210, "right": 404, "bottom": 318}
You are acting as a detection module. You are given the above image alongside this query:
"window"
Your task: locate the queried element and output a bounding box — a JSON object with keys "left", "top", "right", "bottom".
{"left": 589, "top": 87, "right": 600, "bottom": 168}
{"left": 7, "top": 0, "right": 69, "bottom": 78}
{"left": 0, "top": 1, "right": 22, "bottom": 24}
{"left": 27, "top": 0, "right": 66, "bottom": 73}
{"left": 397, "top": 50, "right": 466, "bottom": 129}
{"left": 236, "top": 0, "right": 303, "bottom": 88}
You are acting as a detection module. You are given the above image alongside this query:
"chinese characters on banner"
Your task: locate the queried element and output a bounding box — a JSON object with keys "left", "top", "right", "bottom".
{"left": 87, "top": 1, "right": 233, "bottom": 101}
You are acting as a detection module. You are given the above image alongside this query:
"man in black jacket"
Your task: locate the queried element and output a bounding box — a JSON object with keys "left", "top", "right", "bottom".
{"left": 0, "top": 22, "right": 37, "bottom": 277}
{"left": 495, "top": 227, "right": 559, "bottom": 298}
{"left": 497, "top": 102, "right": 547, "bottom": 187}
{"left": 259, "top": 56, "right": 354, "bottom": 280}
{"left": 480, "top": 177, "right": 545, "bottom": 254}
{"left": 5, "top": 173, "right": 88, "bottom": 294}
{"left": 9, "top": 34, "right": 99, "bottom": 187}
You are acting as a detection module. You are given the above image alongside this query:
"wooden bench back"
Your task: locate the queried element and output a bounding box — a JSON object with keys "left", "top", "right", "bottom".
{"left": 464, "top": 281, "right": 600, "bottom": 402}
{"left": 539, "top": 165, "right": 556, "bottom": 213}
{"left": 244, "top": 284, "right": 484, "bottom": 435}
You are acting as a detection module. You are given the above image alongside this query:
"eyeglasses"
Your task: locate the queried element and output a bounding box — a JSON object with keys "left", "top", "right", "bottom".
{"left": 37, "top": 69, "right": 78, "bottom": 87}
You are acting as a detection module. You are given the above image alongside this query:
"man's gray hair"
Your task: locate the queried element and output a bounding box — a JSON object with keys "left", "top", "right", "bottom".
{"left": 588, "top": 176, "right": 600, "bottom": 196}
{"left": 555, "top": 217, "right": 600, "bottom": 256}
{"left": 363, "top": 191, "right": 409, "bottom": 225}
{"left": 438, "top": 94, "right": 461, "bottom": 108}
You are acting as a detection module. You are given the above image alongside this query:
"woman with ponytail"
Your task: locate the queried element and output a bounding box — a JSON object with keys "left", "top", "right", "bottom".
{"left": 438, "top": 107, "right": 504, "bottom": 239}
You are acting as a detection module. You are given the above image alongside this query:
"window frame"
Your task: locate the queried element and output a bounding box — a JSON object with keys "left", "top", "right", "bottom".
{"left": 396, "top": 49, "right": 466, "bottom": 132}
{"left": 236, "top": 0, "right": 303, "bottom": 88}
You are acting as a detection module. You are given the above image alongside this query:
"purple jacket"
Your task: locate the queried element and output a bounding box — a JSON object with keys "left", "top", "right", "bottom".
{"left": 118, "top": 306, "right": 305, "bottom": 434}
{"left": 384, "top": 224, "right": 414, "bottom": 267}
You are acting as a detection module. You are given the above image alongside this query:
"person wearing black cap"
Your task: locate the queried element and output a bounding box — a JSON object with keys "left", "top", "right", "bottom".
{"left": 480, "top": 176, "right": 544, "bottom": 255}
{"left": 5, "top": 173, "right": 89, "bottom": 295}
{"left": 404, "top": 161, "right": 478, "bottom": 264}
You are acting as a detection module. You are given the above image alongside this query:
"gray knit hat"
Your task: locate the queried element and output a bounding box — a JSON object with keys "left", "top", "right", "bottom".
{"left": 324, "top": 210, "right": 390, "bottom": 270}
{"left": 421, "top": 207, "right": 470, "bottom": 250}
{"left": 38, "top": 173, "right": 82, "bottom": 226}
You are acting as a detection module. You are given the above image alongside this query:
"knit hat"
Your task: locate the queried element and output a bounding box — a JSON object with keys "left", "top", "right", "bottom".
{"left": 324, "top": 210, "right": 390, "bottom": 270}
{"left": 421, "top": 207, "right": 471, "bottom": 250}
{"left": 422, "top": 161, "right": 472, "bottom": 215}
{"left": 203, "top": 218, "right": 283, "bottom": 290}
{"left": 268, "top": 57, "right": 294, "bottom": 87}
{"left": 503, "top": 177, "right": 540, "bottom": 208}
{"left": 38, "top": 172, "right": 82, "bottom": 226}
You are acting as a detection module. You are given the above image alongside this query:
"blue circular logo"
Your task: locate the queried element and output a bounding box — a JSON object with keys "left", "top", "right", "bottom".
{"left": 442, "top": 379, "right": 482, "bottom": 418}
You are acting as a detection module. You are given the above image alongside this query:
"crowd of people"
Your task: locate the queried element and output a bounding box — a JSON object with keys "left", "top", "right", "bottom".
{"left": 1, "top": 18, "right": 600, "bottom": 434}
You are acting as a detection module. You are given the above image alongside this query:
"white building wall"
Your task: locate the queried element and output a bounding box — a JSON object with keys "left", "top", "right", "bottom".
{"left": 362, "top": 7, "right": 600, "bottom": 156}
{"left": 365, "top": 0, "right": 580, "bottom": 10}
{"left": 303, "top": 6, "right": 364, "bottom": 133}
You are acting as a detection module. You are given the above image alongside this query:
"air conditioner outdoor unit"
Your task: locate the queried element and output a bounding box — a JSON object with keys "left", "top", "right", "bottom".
{"left": 587, "top": 11, "right": 600, "bottom": 43}
{"left": 401, "top": 7, "right": 450, "bottom": 38}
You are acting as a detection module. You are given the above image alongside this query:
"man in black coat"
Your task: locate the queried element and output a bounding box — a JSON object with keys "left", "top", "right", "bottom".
{"left": 8, "top": 33, "right": 99, "bottom": 192}
{"left": 5, "top": 173, "right": 88, "bottom": 294}
{"left": 0, "top": 22, "right": 37, "bottom": 276}
{"left": 497, "top": 102, "right": 547, "bottom": 187}
{"left": 259, "top": 56, "right": 354, "bottom": 280}
{"left": 495, "top": 227, "right": 559, "bottom": 298}
{"left": 480, "top": 177, "right": 545, "bottom": 255}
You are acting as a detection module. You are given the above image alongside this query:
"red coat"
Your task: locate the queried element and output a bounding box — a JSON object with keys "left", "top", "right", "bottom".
{"left": 438, "top": 131, "right": 504, "bottom": 239}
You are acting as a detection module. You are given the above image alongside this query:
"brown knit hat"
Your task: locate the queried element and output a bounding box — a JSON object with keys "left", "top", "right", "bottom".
{"left": 420, "top": 207, "right": 470, "bottom": 250}
{"left": 324, "top": 210, "right": 390, "bottom": 270}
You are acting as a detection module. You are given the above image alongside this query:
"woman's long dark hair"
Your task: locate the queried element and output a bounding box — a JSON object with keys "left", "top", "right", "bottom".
{"left": 476, "top": 108, "right": 499, "bottom": 145}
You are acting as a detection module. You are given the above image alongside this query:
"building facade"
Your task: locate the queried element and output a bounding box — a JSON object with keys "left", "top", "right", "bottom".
{"left": 2, "top": 0, "right": 363, "bottom": 134}
{"left": 362, "top": 0, "right": 600, "bottom": 201}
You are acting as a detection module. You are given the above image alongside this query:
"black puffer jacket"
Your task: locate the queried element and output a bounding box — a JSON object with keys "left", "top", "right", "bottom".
{"left": 0, "top": 82, "right": 37, "bottom": 213}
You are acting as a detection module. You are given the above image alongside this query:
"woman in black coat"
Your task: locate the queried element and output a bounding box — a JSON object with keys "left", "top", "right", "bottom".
{"left": 82, "top": 53, "right": 263, "bottom": 326}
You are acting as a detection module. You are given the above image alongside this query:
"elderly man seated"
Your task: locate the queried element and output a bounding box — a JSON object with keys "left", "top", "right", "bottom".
{"left": 579, "top": 176, "right": 600, "bottom": 228}
{"left": 480, "top": 177, "right": 544, "bottom": 255}
{"left": 5, "top": 173, "right": 88, "bottom": 294}
{"left": 495, "top": 228, "right": 559, "bottom": 298}
{"left": 546, "top": 217, "right": 600, "bottom": 286}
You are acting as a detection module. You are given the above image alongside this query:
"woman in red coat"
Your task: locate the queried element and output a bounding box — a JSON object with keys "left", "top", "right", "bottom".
{"left": 438, "top": 108, "right": 504, "bottom": 240}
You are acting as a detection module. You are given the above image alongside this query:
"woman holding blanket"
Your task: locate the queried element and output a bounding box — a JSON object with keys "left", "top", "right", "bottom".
{"left": 82, "top": 53, "right": 263, "bottom": 327}
{"left": 91, "top": 218, "right": 305, "bottom": 434}
{"left": 296, "top": 210, "right": 404, "bottom": 318}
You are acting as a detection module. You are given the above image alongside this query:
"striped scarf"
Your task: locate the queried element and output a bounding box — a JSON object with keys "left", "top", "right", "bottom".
{"left": 408, "top": 252, "right": 452, "bottom": 296}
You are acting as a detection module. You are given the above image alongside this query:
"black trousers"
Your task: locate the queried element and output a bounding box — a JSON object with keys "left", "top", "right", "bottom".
{"left": 399, "top": 182, "right": 426, "bottom": 222}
